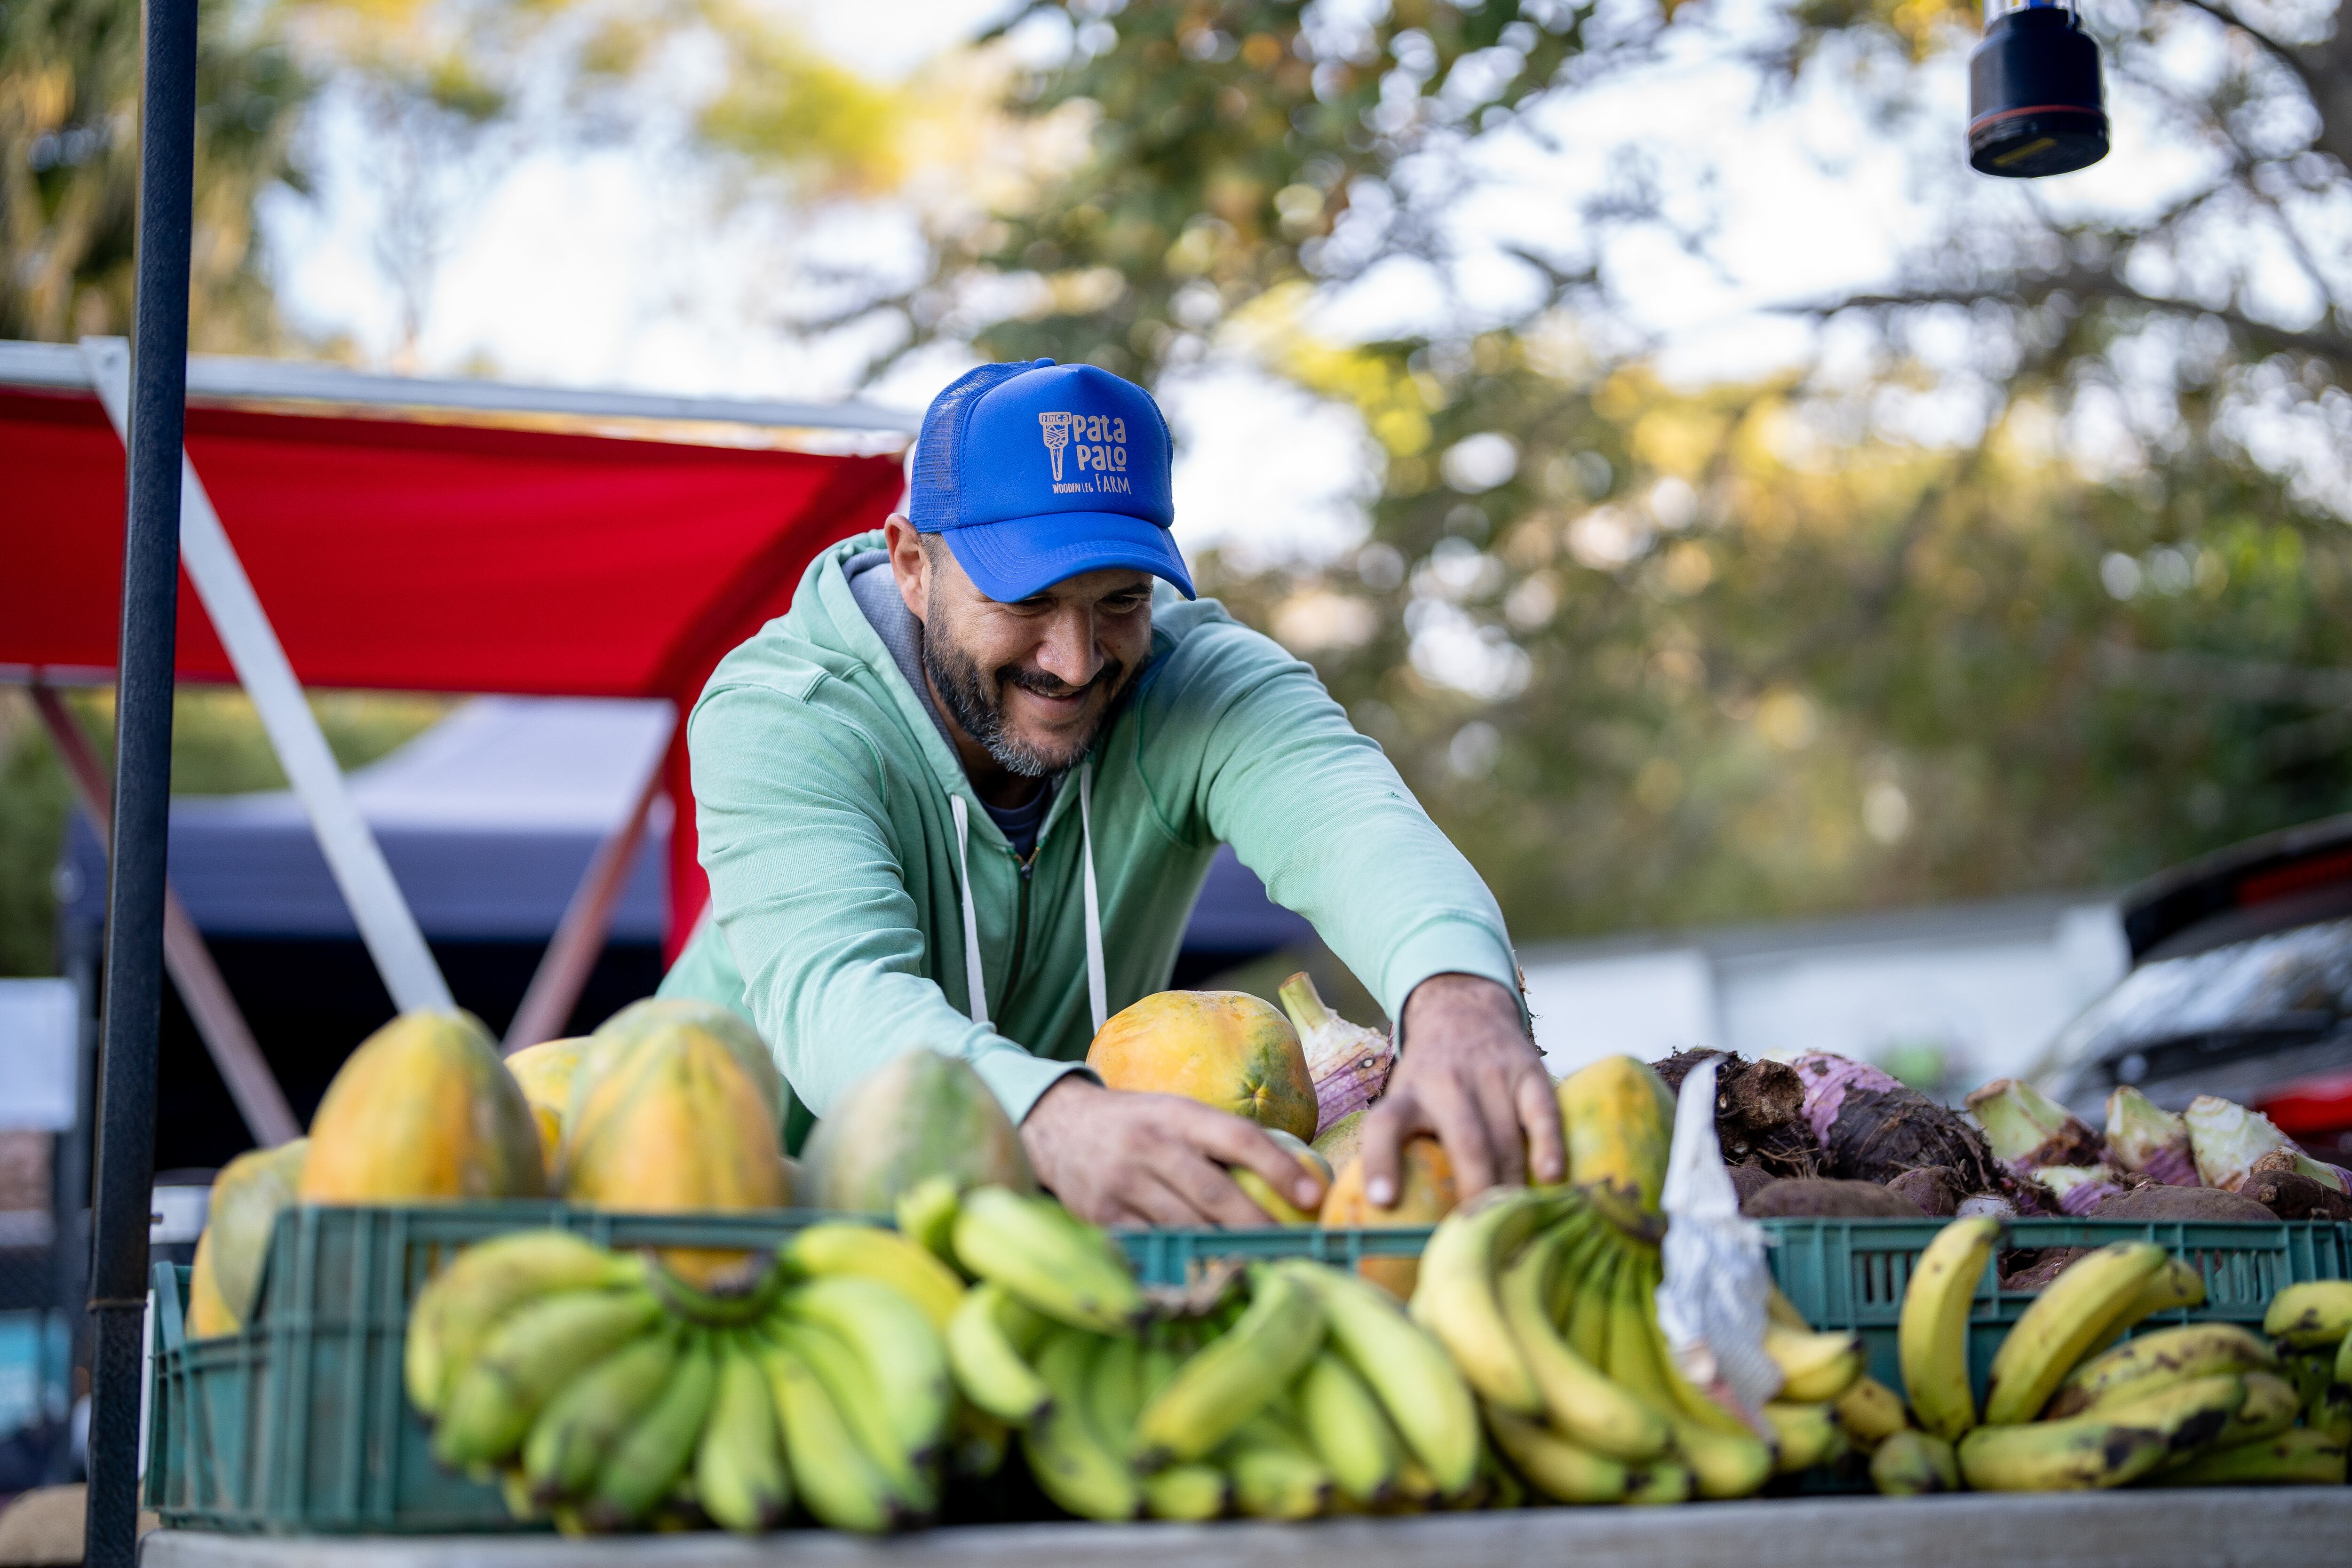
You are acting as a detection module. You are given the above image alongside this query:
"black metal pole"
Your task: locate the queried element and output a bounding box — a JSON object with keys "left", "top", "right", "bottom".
{"left": 84, "top": 0, "right": 198, "bottom": 1556}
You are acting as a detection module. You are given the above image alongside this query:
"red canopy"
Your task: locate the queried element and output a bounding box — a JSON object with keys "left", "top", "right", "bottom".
{"left": 1, "top": 385, "right": 905, "bottom": 950}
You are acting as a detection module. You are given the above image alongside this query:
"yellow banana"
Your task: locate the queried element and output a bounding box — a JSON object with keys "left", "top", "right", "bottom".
{"left": 755, "top": 1332, "right": 903, "bottom": 1533}
{"left": 945, "top": 1281, "right": 1053, "bottom": 1426}
{"left": 2217, "top": 1369, "right": 2302, "bottom": 1447}
{"left": 1981, "top": 1242, "right": 2169, "bottom": 1425}
{"left": 1481, "top": 1403, "right": 1629, "bottom": 1504}
{"left": 694, "top": 1335, "right": 791, "bottom": 1534}
{"left": 1497, "top": 1226, "right": 1669, "bottom": 1462}
{"left": 1895, "top": 1216, "right": 2001, "bottom": 1441}
{"left": 1763, "top": 1402, "right": 1846, "bottom": 1474}
{"left": 2084, "top": 1257, "right": 2205, "bottom": 1357}
{"left": 1411, "top": 1186, "right": 1577, "bottom": 1414}
{"left": 781, "top": 1223, "right": 965, "bottom": 1333}
{"left": 587, "top": 1332, "right": 716, "bottom": 1528}
{"left": 1957, "top": 1373, "right": 2245, "bottom": 1492}
{"left": 1833, "top": 1376, "right": 1909, "bottom": 1449}
{"left": 1297, "top": 1349, "right": 1401, "bottom": 1504}
{"left": 1020, "top": 1328, "right": 1143, "bottom": 1521}
{"left": 1134, "top": 1267, "right": 1325, "bottom": 1465}
{"left": 521, "top": 1327, "right": 680, "bottom": 1503}
{"left": 1219, "top": 1411, "right": 1331, "bottom": 1520}
{"left": 1598, "top": 1253, "right": 1772, "bottom": 1498}
{"left": 405, "top": 1230, "right": 641, "bottom": 1417}
{"left": 1870, "top": 1429, "right": 1959, "bottom": 1495}
{"left": 2046, "top": 1322, "right": 2276, "bottom": 1418}
{"left": 1764, "top": 1322, "right": 1866, "bottom": 1404}
{"left": 783, "top": 1275, "right": 952, "bottom": 1470}
{"left": 432, "top": 1288, "right": 663, "bottom": 1468}
{"left": 1765, "top": 1287, "right": 1812, "bottom": 1332}
{"left": 2264, "top": 1280, "right": 2352, "bottom": 1349}
{"left": 2150, "top": 1426, "right": 2348, "bottom": 1487}
{"left": 952, "top": 1188, "right": 1145, "bottom": 1336}
{"left": 774, "top": 1316, "right": 932, "bottom": 1518}
{"left": 893, "top": 1174, "right": 961, "bottom": 1264}
{"left": 1278, "top": 1260, "right": 1480, "bottom": 1497}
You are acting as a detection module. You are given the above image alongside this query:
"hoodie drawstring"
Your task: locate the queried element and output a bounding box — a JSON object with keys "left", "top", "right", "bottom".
{"left": 950, "top": 765, "right": 1108, "bottom": 1035}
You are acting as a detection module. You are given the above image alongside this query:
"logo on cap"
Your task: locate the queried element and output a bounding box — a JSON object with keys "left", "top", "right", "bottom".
{"left": 1038, "top": 411, "right": 1131, "bottom": 494}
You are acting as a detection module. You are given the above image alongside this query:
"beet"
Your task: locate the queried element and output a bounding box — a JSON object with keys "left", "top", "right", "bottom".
{"left": 1885, "top": 1166, "right": 1963, "bottom": 1217}
{"left": 1742, "top": 1178, "right": 1928, "bottom": 1219}
{"left": 1651, "top": 1049, "right": 1820, "bottom": 1179}
{"left": 2092, "top": 1184, "right": 2275, "bottom": 1223}
{"left": 1791, "top": 1053, "right": 2003, "bottom": 1190}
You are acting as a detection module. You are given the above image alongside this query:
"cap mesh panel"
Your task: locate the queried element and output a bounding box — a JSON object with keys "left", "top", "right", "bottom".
{"left": 908, "top": 361, "right": 1038, "bottom": 531}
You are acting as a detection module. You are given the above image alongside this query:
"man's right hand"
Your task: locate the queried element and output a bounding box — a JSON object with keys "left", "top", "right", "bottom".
{"left": 1019, "top": 1075, "right": 1326, "bottom": 1228}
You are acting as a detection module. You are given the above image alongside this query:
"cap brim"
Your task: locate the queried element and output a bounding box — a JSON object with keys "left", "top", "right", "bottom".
{"left": 941, "top": 511, "right": 1196, "bottom": 602}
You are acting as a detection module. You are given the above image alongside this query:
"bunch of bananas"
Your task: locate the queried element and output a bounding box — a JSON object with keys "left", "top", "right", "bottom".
{"left": 1888, "top": 1218, "right": 2351, "bottom": 1491}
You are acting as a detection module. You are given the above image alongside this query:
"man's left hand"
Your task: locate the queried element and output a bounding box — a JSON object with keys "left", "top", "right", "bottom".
{"left": 1355, "top": 972, "right": 1564, "bottom": 1203}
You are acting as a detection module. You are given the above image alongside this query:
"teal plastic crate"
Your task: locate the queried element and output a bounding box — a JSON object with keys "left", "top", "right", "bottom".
{"left": 144, "top": 1203, "right": 844, "bottom": 1534}
{"left": 1117, "top": 1224, "right": 1436, "bottom": 1286}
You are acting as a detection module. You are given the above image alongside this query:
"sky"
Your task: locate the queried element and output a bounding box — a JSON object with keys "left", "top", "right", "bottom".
{"left": 259, "top": 0, "right": 2214, "bottom": 569}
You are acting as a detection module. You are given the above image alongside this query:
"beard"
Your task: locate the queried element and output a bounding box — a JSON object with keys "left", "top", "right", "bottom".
{"left": 922, "top": 612, "right": 1131, "bottom": 779}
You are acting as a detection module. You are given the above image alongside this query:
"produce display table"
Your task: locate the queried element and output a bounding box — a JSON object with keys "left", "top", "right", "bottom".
{"left": 140, "top": 1489, "right": 2352, "bottom": 1568}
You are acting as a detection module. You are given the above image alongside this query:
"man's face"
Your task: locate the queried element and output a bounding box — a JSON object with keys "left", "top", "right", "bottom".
{"left": 887, "top": 515, "right": 1154, "bottom": 776}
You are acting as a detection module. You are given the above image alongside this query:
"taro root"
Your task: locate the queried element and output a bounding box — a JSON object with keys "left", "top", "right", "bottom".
{"left": 1652, "top": 1049, "right": 1820, "bottom": 1178}
{"left": 1725, "top": 1161, "right": 1780, "bottom": 1207}
{"left": 2243, "top": 1149, "right": 2352, "bottom": 1221}
{"left": 1791, "top": 1053, "right": 2003, "bottom": 1190}
{"left": 2092, "top": 1183, "right": 2275, "bottom": 1222}
{"left": 2105, "top": 1087, "right": 2198, "bottom": 1186}
{"left": 1965, "top": 1078, "right": 2106, "bottom": 1175}
{"left": 1885, "top": 1165, "right": 1963, "bottom": 1217}
{"left": 2001, "top": 1248, "right": 2089, "bottom": 1294}
{"left": 1741, "top": 1178, "right": 1927, "bottom": 1219}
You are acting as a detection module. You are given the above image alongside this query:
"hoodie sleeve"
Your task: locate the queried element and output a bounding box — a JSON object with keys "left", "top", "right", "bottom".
{"left": 685, "top": 680, "right": 1092, "bottom": 1125}
{"left": 1132, "top": 613, "right": 1525, "bottom": 1027}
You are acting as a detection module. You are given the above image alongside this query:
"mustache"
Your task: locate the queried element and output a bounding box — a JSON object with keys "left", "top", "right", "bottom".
{"left": 1000, "top": 660, "right": 1124, "bottom": 702}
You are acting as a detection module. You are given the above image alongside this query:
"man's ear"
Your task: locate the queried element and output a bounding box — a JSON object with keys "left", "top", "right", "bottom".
{"left": 883, "top": 514, "right": 928, "bottom": 624}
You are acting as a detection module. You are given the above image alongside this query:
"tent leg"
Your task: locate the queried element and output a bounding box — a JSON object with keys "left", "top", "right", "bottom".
{"left": 503, "top": 716, "right": 673, "bottom": 1053}
{"left": 32, "top": 685, "right": 303, "bottom": 1148}
{"left": 79, "top": 336, "right": 456, "bottom": 1018}
{"left": 85, "top": 0, "right": 198, "bottom": 1558}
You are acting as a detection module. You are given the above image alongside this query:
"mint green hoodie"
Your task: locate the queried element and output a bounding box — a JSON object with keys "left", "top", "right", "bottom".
{"left": 658, "top": 532, "right": 1520, "bottom": 1143}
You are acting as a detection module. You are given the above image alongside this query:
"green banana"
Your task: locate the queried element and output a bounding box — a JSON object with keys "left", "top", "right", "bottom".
{"left": 1141, "top": 1462, "right": 1231, "bottom": 1521}
{"left": 694, "top": 1335, "right": 792, "bottom": 1534}
{"left": 894, "top": 1174, "right": 962, "bottom": 1264}
{"left": 1896, "top": 1216, "right": 2001, "bottom": 1442}
{"left": 946, "top": 1403, "right": 1011, "bottom": 1481}
{"left": 1020, "top": 1328, "right": 1143, "bottom": 1521}
{"left": 2265, "top": 1280, "right": 2352, "bottom": 1349}
{"left": 431, "top": 1287, "right": 663, "bottom": 1468}
{"left": 1982, "top": 1242, "right": 2169, "bottom": 1425}
{"left": 1564, "top": 1240, "right": 1618, "bottom": 1370}
{"left": 1870, "top": 1430, "right": 1959, "bottom": 1495}
{"left": 1497, "top": 1226, "right": 1669, "bottom": 1462}
{"left": 1598, "top": 1255, "right": 1772, "bottom": 1499}
{"left": 1622, "top": 1460, "right": 1692, "bottom": 1505}
{"left": 1957, "top": 1372, "right": 2245, "bottom": 1492}
{"left": 1085, "top": 1333, "right": 1143, "bottom": 1443}
{"left": 1481, "top": 1403, "right": 1629, "bottom": 1504}
{"left": 783, "top": 1275, "right": 952, "bottom": 1469}
{"left": 781, "top": 1223, "right": 966, "bottom": 1333}
{"left": 755, "top": 1333, "right": 903, "bottom": 1533}
{"left": 946, "top": 1280, "right": 1053, "bottom": 1425}
{"left": 2150, "top": 1425, "right": 2349, "bottom": 1487}
{"left": 773, "top": 1316, "right": 932, "bottom": 1518}
{"left": 1134, "top": 1268, "right": 1325, "bottom": 1465}
{"left": 521, "top": 1327, "right": 680, "bottom": 1503}
{"left": 1219, "top": 1410, "right": 1331, "bottom": 1520}
{"left": 1296, "top": 1349, "right": 1401, "bottom": 1504}
{"left": 1763, "top": 1402, "right": 1846, "bottom": 1474}
{"left": 1542, "top": 1215, "right": 1609, "bottom": 1324}
{"left": 1278, "top": 1259, "right": 1481, "bottom": 1497}
{"left": 587, "top": 1332, "right": 716, "bottom": 1528}
{"left": 953, "top": 1188, "right": 1145, "bottom": 1336}
{"left": 405, "top": 1230, "right": 642, "bottom": 1417}
{"left": 1409, "top": 1187, "right": 1576, "bottom": 1415}
{"left": 2046, "top": 1322, "right": 2276, "bottom": 1418}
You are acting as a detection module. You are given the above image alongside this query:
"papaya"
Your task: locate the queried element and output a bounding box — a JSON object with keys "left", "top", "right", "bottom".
{"left": 186, "top": 1139, "right": 308, "bottom": 1338}
{"left": 1232, "top": 1127, "right": 1334, "bottom": 1225}
{"left": 1319, "top": 1138, "right": 1458, "bottom": 1299}
{"left": 1086, "top": 990, "right": 1317, "bottom": 1141}
{"left": 503, "top": 1036, "right": 592, "bottom": 1172}
{"left": 299, "top": 1012, "right": 545, "bottom": 1203}
{"left": 572, "top": 998, "right": 784, "bottom": 1138}
{"left": 562, "top": 1022, "right": 790, "bottom": 1288}
{"left": 1557, "top": 1055, "right": 1676, "bottom": 1238}
{"left": 800, "top": 1049, "right": 1035, "bottom": 1212}
{"left": 1313, "top": 1109, "right": 1367, "bottom": 1170}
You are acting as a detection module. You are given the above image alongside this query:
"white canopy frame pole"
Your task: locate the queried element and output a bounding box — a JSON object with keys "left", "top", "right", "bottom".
{"left": 80, "top": 335, "right": 456, "bottom": 1015}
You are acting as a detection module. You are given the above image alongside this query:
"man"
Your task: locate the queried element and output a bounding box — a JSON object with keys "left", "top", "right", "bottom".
{"left": 659, "top": 358, "right": 1561, "bottom": 1224}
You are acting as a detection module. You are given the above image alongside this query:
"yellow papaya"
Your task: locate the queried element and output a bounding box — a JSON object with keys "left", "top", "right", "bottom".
{"left": 1319, "top": 1138, "right": 1457, "bottom": 1298}
{"left": 1086, "top": 990, "right": 1317, "bottom": 1140}
{"left": 579, "top": 998, "right": 783, "bottom": 1131}
{"left": 799, "top": 1048, "right": 1033, "bottom": 1212}
{"left": 187, "top": 1138, "right": 308, "bottom": 1338}
{"left": 298, "top": 1012, "right": 545, "bottom": 1203}
{"left": 1557, "top": 1056, "right": 1676, "bottom": 1238}
{"left": 562, "top": 1023, "right": 790, "bottom": 1288}
{"left": 503, "top": 1036, "right": 591, "bottom": 1172}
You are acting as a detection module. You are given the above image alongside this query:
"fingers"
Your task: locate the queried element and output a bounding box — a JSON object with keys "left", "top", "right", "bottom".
{"left": 1422, "top": 1073, "right": 1500, "bottom": 1196}
{"left": 1518, "top": 1064, "right": 1566, "bottom": 1185}
{"left": 1191, "top": 1110, "right": 1327, "bottom": 1213}
{"left": 1467, "top": 1063, "right": 1528, "bottom": 1188}
{"left": 1357, "top": 1093, "right": 1414, "bottom": 1210}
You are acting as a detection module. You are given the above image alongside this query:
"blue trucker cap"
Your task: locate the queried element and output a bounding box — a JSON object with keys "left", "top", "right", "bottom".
{"left": 907, "top": 360, "right": 1194, "bottom": 602}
